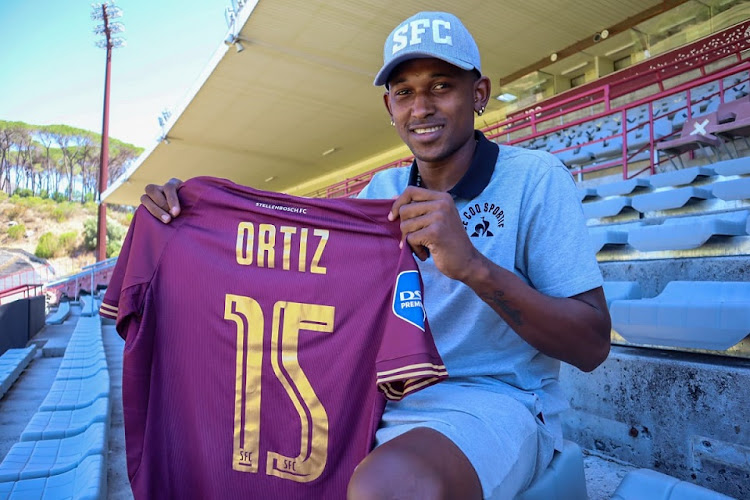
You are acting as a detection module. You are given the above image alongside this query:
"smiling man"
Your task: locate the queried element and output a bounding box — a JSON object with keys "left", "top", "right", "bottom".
{"left": 139, "top": 11, "right": 610, "bottom": 500}
{"left": 346, "top": 11, "right": 611, "bottom": 500}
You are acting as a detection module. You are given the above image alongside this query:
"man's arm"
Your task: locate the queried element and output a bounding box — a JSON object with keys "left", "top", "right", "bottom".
{"left": 140, "top": 178, "right": 183, "bottom": 223}
{"left": 390, "top": 186, "right": 611, "bottom": 372}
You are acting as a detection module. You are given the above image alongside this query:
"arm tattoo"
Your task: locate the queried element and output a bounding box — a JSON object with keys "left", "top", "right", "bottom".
{"left": 481, "top": 289, "right": 523, "bottom": 328}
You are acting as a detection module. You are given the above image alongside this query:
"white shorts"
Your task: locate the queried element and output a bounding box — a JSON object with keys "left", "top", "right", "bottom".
{"left": 375, "top": 381, "right": 556, "bottom": 500}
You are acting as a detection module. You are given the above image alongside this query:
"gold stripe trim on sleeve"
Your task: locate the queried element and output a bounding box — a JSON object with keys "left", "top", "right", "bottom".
{"left": 377, "top": 362, "right": 444, "bottom": 377}
{"left": 100, "top": 303, "right": 118, "bottom": 312}
{"left": 376, "top": 368, "right": 448, "bottom": 385}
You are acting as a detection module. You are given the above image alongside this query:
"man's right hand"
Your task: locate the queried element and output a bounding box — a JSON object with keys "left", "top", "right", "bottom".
{"left": 140, "top": 178, "right": 183, "bottom": 223}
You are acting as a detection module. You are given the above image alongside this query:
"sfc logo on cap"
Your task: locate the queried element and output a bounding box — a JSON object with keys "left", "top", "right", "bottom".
{"left": 374, "top": 11, "right": 481, "bottom": 87}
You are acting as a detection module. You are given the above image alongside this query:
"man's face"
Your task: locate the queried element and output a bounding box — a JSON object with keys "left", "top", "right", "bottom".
{"left": 384, "top": 58, "right": 485, "bottom": 167}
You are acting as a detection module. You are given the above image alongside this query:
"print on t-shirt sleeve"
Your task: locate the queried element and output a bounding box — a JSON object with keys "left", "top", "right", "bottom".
{"left": 375, "top": 245, "right": 447, "bottom": 401}
{"left": 98, "top": 206, "right": 173, "bottom": 338}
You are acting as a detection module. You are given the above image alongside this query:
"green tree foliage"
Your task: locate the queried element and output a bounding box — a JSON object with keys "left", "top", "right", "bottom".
{"left": 83, "top": 218, "right": 126, "bottom": 257}
{"left": 0, "top": 120, "right": 143, "bottom": 202}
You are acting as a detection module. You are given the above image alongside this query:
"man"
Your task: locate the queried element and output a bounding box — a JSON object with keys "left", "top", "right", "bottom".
{"left": 140, "top": 11, "right": 610, "bottom": 499}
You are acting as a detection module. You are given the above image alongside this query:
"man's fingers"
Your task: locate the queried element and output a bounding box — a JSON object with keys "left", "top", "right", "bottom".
{"left": 388, "top": 186, "right": 440, "bottom": 221}
{"left": 144, "top": 183, "right": 169, "bottom": 210}
{"left": 140, "top": 194, "right": 172, "bottom": 223}
{"left": 164, "top": 178, "right": 183, "bottom": 217}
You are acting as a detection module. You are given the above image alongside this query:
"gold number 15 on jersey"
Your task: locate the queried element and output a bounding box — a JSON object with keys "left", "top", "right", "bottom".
{"left": 224, "top": 294, "right": 334, "bottom": 483}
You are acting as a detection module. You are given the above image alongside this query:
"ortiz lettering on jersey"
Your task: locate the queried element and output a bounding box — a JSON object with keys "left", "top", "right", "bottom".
{"left": 99, "top": 176, "right": 447, "bottom": 500}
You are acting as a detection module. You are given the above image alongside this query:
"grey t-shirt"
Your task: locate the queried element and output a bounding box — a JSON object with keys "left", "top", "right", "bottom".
{"left": 358, "top": 143, "right": 603, "bottom": 448}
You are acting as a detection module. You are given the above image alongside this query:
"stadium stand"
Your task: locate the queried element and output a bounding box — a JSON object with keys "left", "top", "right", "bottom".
{"left": 656, "top": 113, "right": 725, "bottom": 169}
{"left": 648, "top": 165, "right": 716, "bottom": 189}
{"left": 0, "top": 347, "right": 36, "bottom": 401}
{"left": 609, "top": 281, "right": 750, "bottom": 350}
{"left": 0, "top": 315, "right": 109, "bottom": 498}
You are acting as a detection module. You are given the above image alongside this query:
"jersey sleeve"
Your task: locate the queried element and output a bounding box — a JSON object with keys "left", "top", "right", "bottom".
{"left": 375, "top": 244, "right": 447, "bottom": 401}
{"left": 98, "top": 206, "right": 176, "bottom": 339}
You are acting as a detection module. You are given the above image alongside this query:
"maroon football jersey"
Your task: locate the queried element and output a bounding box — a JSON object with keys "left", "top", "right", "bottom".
{"left": 100, "top": 177, "right": 447, "bottom": 499}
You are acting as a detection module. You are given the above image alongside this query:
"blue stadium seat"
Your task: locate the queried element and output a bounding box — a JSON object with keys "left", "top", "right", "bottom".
{"left": 610, "top": 281, "right": 750, "bottom": 350}
{"left": 45, "top": 302, "right": 70, "bottom": 326}
{"left": 596, "top": 178, "right": 651, "bottom": 197}
{"left": 627, "top": 210, "right": 749, "bottom": 252}
{"left": 587, "top": 225, "right": 635, "bottom": 253}
{"left": 583, "top": 197, "right": 633, "bottom": 219}
{"left": 38, "top": 375, "right": 110, "bottom": 412}
{"left": 0, "top": 346, "right": 36, "bottom": 400}
{"left": 0, "top": 455, "right": 106, "bottom": 500}
{"left": 602, "top": 281, "right": 642, "bottom": 309}
{"left": 711, "top": 177, "right": 750, "bottom": 201}
{"left": 0, "top": 423, "right": 106, "bottom": 481}
{"left": 578, "top": 187, "right": 598, "bottom": 201}
{"left": 612, "top": 468, "right": 734, "bottom": 499}
{"left": 648, "top": 165, "right": 715, "bottom": 188}
{"left": 631, "top": 186, "right": 713, "bottom": 213}
{"left": 78, "top": 296, "right": 97, "bottom": 317}
{"left": 712, "top": 157, "right": 750, "bottom": 176}
{"left": 518, "top": 440, "right": 588, "bottom": 500}
{"left": 20, "top": 397, "right": 110, "bottom": 441}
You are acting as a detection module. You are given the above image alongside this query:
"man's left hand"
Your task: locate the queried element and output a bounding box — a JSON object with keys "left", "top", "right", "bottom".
{"left": 389, "top": 186, "right": 483, "bottom": 283}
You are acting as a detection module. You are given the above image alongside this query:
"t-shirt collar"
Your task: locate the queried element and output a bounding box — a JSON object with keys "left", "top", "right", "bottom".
{"left": 407, "top": 130, "right": 499, "bottom": 200}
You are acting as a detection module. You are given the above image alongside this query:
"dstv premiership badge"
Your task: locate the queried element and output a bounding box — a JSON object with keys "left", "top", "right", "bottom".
{"left": 392, "top": 271, "right": 426, "bottom": 331}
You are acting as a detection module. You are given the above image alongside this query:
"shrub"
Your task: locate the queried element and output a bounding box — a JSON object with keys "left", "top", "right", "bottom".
{"left": 51, "top": 192, "right": 66, "bottom": 203}
{"left": 51, "top": 203, "right": 76, "bottom": 222}
{"left": 58, "top": 231, "right": 78, "bottom": 253}
{"left": 14, "top": 188, "right": 33, "bottom": 198}
{"left": 83, "top": 218, "right": 125, "bottom": 255}
{"left": 35, "top": 232, "right": 60, "bottom": 259}
{"left": 7, "top": 224, "right": 25, "bottom": 240}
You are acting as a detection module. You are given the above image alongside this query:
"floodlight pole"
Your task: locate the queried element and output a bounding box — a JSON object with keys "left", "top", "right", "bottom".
{"left": 92, "top": 2, "right": 123, "bottom": 262}
{"left": 96, "top": 4, "right": 112, "bottom": 262}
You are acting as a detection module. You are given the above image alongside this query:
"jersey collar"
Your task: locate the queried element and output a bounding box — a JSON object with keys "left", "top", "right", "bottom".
{"left": 407, "top": 131, "right": 499, "bottom": 200}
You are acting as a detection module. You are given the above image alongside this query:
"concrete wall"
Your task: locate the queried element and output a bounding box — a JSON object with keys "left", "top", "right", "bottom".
{"left": 560, "top": 346, "right": 750, "bottom": 498}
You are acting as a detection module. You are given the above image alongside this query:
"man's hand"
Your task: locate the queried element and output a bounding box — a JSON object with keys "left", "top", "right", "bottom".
{"left": 389, "top": 186, "right": 483, "bottom": 283}
{"left": 140, "top": 178, "right": 183, "bottom": 223}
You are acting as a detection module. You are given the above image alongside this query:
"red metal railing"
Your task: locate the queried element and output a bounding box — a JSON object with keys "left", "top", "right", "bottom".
{"left": 0, "top": 283, "right": 44, "bottom": 305}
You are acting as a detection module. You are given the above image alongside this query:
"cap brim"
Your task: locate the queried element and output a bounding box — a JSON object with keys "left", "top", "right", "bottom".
{"left": 373, "top": 51, "right": 476, "bottom": 87}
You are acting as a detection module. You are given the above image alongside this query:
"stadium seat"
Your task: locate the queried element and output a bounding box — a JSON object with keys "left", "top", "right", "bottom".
{"left": 610, "top": 281, "right": 750, "bottom": 350}
{"left": 602, "top": 281, "right": 642, "bottom": 309}
{"left": 711, "top": 177, "right": 750, "bottom": 201}
{"left": 0, "top": 346, "right": 36, "bottom": 400}
{"left": 583, "top": 197, "right": 633, "bottom": 219}
{"left": 656, "top": 113, "right": 724, "bottom": 168}
{"left": 518, "top": 440, "right": 587, "bottom": 500}
{"left": 596, "top": 178, "right": 651, "bottom": 197}
{"left": 712, "top": 157, "right": 750, "bottom": 176}
{"left": 0, "top": 455, "right": 106, "bottom": 500}
{"left": 648, "top": 165, "right": 715, "bottom": 188}
{"left": 45, "top": 301, "right": 70, "bottom": 326}
{"left": 578, "top": 187, "right": 598, "bottom": 201}
{"left": 630, "top": 186, "right": 713, "bottom": 213}
{"left": 611, "top": 468, "right": 734, "bottom": 499}
{"left": 21, "top": 397, "right": 110, "bottom": 441}
{"left": 78, "top": 296, "right": 97, "bottom": 317}
{"left": 0, "top": 423, "right": 106, "bottom": 481}
{"left": 627, "top": 210, "right": 749, "bottom": 252}
{"left": 38, "top": 374, "right": 110, "bottom": 412}
{"left": 587, "top": 225, "right": 634, "bottom": 253}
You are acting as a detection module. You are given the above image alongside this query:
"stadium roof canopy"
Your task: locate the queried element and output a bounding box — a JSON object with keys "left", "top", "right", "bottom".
{"left": 103, "top": 0, "right": 683, "bottom": 206}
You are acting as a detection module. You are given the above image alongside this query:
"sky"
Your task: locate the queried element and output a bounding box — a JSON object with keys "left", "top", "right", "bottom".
{"left": 0, "top": 0, "right": 233, "bottom": 148}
